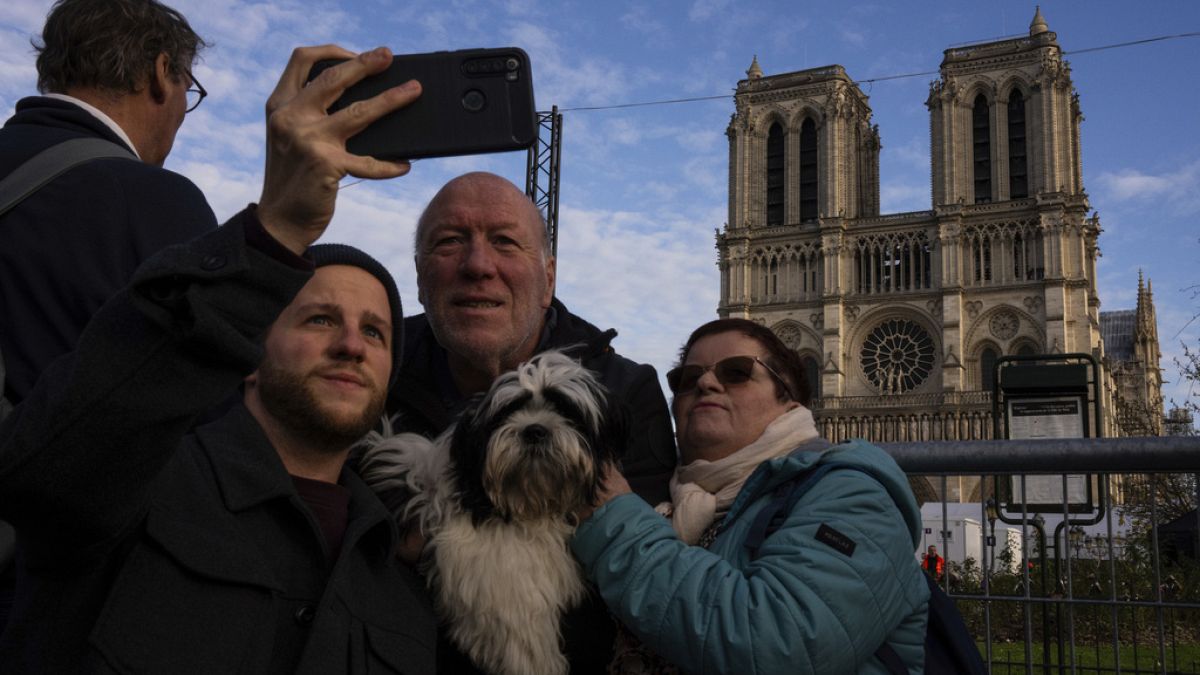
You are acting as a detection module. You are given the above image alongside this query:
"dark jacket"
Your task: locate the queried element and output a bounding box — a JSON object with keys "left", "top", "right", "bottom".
{"left": 0, "top": 214, "right": 435, "bottom": 673}
{"left": 387, "top": 298, "right": 677, "bottom": 503}
{"left": 385, "top": 299, "right": 677, "bottom": 674}
{"left": 0, "top": 96, "right": 216, "bottom": 405}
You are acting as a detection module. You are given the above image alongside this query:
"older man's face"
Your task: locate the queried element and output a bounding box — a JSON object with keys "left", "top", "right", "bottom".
{"left": 416, "top": 174, "right": 555, "bottom": 376}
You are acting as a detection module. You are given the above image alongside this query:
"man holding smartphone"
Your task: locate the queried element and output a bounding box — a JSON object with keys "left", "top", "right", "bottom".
{"left": 0, "top": 46, "right": 435, "bottom": 674}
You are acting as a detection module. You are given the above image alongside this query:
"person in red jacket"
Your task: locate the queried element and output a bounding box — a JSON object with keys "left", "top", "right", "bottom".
{"left": 922, "top": 544, "right": 945, "bottom": 580}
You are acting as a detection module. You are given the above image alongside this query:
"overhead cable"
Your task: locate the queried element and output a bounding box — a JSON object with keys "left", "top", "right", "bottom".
{"left": 557, "top": 31, "right": 1199, "bottom": 113}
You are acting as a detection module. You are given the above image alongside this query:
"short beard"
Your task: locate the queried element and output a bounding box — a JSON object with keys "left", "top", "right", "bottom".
{"left": 431, "top": 320, "right": 543, "bottom": 382}
{"left": 256, "top": 360, "right": 386, "bottom": 453}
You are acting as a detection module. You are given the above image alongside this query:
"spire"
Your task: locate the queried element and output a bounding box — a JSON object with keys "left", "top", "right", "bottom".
{"left": 1136, "top": 271, "right": 1146, "bottom": 321}
{"left": 1030, "top": 6, "right": 1049, "bottom": 36}
{"left": 746, "top": 55, "right": 763, "bottom": 80}
{"left": 1136, "top": 272, "right": 1158, "bottom": 338}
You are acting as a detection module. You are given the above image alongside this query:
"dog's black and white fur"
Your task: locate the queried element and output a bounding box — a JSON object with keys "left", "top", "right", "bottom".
{"left": 358, "top": 351, "right": 626, "bottom": 675}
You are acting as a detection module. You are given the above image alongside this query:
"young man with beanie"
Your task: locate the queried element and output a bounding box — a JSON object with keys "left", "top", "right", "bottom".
{"left": 0, "top": 45, "right": 434, "bottom": 673}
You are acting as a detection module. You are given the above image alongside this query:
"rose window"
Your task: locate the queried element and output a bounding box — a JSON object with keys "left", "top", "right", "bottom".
{"left": 989, "top": 310, "right": 1019, "bottom": 340}
{"left": 860, "top": 319, "right": 935, "bottom": 394}
{"left": 773, "top": 323, "right": 802, "bottom": 350}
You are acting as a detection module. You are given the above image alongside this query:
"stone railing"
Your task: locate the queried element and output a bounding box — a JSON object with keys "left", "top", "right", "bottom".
{"left": 814, "top": 390, "right": 992, "bottom": 411}
{"left": 812, "top": 390, "right": 995, "bottom": 443}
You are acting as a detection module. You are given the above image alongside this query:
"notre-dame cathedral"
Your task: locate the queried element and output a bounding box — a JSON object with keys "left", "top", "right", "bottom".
{"left": 716, "top": 9, "right": 1163, "bottom": 450}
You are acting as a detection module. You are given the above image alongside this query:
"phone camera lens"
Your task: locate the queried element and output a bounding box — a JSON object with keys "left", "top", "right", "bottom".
{"left": 462, "top": 89, "right": 486, "bottom": 112}
{"left": 506, "top": 57, "right": 519, "bottom": 71}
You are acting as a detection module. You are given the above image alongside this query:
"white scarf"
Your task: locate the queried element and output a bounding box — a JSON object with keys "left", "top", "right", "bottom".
{"left": 659, "top": 406, "right": 819, "bottom": 544}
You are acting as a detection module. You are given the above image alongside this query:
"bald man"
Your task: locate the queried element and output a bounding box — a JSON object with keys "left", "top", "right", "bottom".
{"left": 387, "top": 172, "right": 677, "bottom": 674}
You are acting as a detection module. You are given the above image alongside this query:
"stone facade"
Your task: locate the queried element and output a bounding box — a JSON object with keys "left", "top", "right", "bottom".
{"left": 716, "top": 9, "right": 1163, "bottom": 472}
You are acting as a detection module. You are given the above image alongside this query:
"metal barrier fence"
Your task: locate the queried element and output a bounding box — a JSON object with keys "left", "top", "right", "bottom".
{"left": 880, "top": 436, "right": 1200, "bottom": 675}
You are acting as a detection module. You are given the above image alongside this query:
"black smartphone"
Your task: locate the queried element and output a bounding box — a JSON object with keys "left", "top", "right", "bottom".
{"left": 308, "top": 47, "right": 537, "bottom": 160}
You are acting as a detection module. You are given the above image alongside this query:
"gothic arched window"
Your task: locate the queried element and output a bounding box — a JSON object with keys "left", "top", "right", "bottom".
{"left": 1008, "top": 90, "right": 1028, "bottom": 199}
{"left": 801, "top": 355, "right": 821, "bottom": 402}
{"left": 799, "top": 117, "right": 818, "bottom": 222}
{"left": 980, "top": 347, "right": 999, "bottom": 392}
{"left": 973, "top": 94, "right": 991, "bottom": 204}
{"left": 766, "top": 122, "right": 785, "bottom": 226}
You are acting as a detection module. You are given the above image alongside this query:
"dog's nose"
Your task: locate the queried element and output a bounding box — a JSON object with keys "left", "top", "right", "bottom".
{"left": 521, "top": 424, "right": 549, "bottom": 443}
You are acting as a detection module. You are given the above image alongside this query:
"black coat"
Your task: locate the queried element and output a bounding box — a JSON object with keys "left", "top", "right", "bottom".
{"left": 387, "top": 298, "right": 677, "bottom": 503}
{"left": 385, "top": 299, "right": 678, "bottom": 675}
{"left": 0, "top": 214, "right": 435, "bottom": 673}
{"left": 0, "top": 96, "right": 216, "bottom": 405}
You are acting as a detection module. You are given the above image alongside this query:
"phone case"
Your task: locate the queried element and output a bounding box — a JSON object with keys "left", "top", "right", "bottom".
{"left": 310, "top": 47, "right": 537, "bottom": 160}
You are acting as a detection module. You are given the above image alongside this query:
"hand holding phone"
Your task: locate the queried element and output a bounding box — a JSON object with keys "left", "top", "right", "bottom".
{"left": 260, "top": 46, "right": 422, "bottom": 254}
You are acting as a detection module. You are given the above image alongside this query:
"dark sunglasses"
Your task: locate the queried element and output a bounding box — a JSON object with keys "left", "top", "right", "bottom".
{"left": 666, "top": 355, "right": 793, "bottom": 400}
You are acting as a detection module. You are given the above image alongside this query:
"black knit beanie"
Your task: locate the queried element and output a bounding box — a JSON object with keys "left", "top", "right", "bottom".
{"left": 307, "top": 243, "right": 403, "bottom": 388}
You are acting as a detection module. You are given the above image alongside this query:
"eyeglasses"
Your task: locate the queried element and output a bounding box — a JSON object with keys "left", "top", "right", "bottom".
{"left": 666, "top": 355, "right": 794, "bottom": 400}
{"left": 185, "top": 71, "right": 207, "bottom": 113}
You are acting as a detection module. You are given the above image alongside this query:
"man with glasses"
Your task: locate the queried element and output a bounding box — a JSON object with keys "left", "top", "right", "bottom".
{"left": 0, "top": 0, "right": 214, "bottom": 630}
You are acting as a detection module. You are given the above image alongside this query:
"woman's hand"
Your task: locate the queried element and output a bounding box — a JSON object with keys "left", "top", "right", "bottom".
{"left": 576, "top": 463, "right": 633, "bottom": 523}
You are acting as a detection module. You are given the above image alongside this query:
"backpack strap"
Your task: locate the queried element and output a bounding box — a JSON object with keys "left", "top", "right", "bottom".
{"left": 738, "top": 441, "right": 915, "bottom": 675}
{"left": 0, "top": 136, "right": 135, "bottom": 581}
{"left": 0, "top": 137, "right": 136, "bottom": 218}
{"left": 742, "top": 437, "right": 833, "bottom": 560}
{"left": 873, "top": 643, "right": 907, "bottom": 675}
{"left": 0, "top": 136, "right": 135, "bottom": 418}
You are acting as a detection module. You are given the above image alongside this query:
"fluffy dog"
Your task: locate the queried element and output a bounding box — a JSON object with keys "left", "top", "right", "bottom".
{"left": 358, "top": 351, "right": 627, "bottom": 675}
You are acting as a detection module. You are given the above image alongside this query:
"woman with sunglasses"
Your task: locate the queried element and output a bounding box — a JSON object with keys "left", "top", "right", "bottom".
{"left": 573, "top": 318, "right": 929, "bottom": 674}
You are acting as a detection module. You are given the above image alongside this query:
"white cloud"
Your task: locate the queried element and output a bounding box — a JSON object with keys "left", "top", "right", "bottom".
{"left": 885, "top": 135, "right": 929, "bottom": 171}
{"left": 504, "top": 21, "right": 631, "bottom": 109}
{"left": 880, "top": 181, "right": 927, "bottom": 214}
{"left": 0, "top": 23, "right": 39, "bottom": 97}
{"left": 840, "top": 29, "right": 867, "bottom": 49}
{"left": 620, "top": 5, "right": 669, "bottom": 40}
{"left": 1095, "top": 161, "right": 1200, "bottom": 221}
{"left": 605, "top": 117, "right": 642, "bottom": 145}
{"left": 764, "top": 18, "right": 813, "bottom": 54}
{"left": 176, "top": 0, "right": 360, "bottom": 53}
{"left": 553, "top": 203, "right": 722, "bottom": 375}
{"left": 688, "top": 0, "right": 733, "bottom": 22}
{"left": 0, "top": 0, "right": 49, "bottom": 34}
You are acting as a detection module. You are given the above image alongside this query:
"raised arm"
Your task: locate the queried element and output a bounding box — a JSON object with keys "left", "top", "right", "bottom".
{"left": 0, "top": 46, "right": 421, "bottom": 561}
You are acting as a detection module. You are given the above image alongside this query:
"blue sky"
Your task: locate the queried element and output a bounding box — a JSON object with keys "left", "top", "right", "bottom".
{"left": 2, "top": 0, "right": 1198, "bottom": 412}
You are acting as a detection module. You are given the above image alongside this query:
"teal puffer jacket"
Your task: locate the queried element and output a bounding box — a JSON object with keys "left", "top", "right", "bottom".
{"left": 572, "top": 440, "right": 929, "bottom": 675}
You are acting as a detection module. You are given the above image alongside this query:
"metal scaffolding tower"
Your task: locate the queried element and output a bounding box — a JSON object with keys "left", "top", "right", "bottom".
{"left": 524, "top": 107, "right": 562, "bottom": 256}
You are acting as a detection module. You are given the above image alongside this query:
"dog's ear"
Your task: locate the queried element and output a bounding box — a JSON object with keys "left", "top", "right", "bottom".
{"left": 449, "top": 394, "right": 496, "bottom": 525}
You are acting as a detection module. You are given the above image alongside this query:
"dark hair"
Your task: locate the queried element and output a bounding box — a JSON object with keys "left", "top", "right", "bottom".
{"left": 34, "top": 0, "right": 208, "bottom": 95}
{"left": 674, "top": 318, "right": 811, "bottom": 406}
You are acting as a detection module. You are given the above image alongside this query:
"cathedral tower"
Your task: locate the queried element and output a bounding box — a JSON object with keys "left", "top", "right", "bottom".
{"left": 715, "top": 9, "right": 1158, "bottom": 461}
